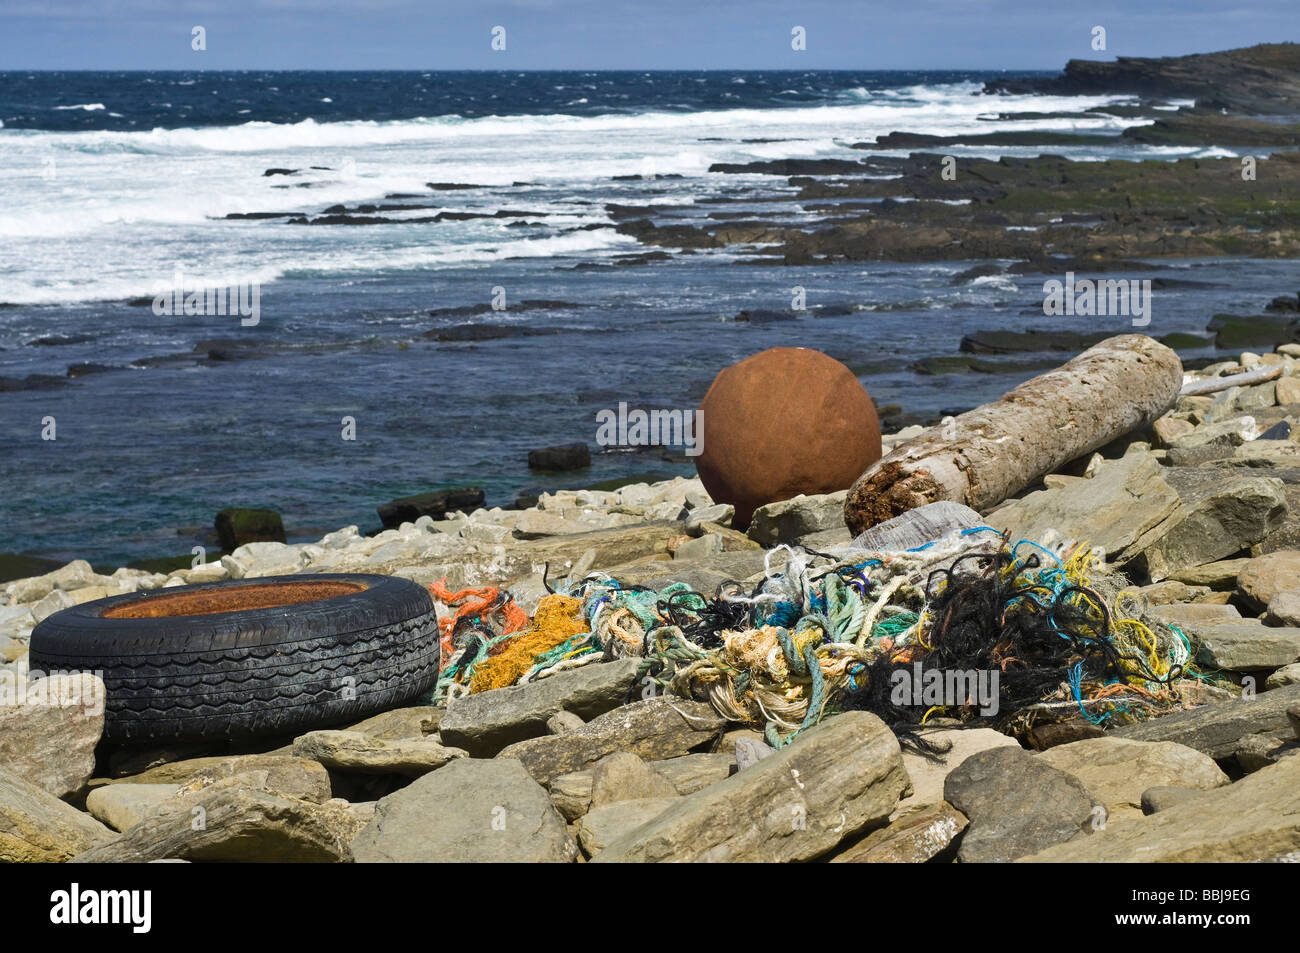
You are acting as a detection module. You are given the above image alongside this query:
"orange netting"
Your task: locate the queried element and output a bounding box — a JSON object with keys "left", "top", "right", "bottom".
{"left": 428, "top": 578, "right": 528, "bottom": 672}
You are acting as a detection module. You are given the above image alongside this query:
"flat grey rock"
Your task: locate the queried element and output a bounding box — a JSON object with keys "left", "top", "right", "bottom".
{"left": 74, "top": 779, "right": 356, "bottom": 863}
{"left": 0, "top": 671, "right": 105, "bottom": 798}
{"left": 577, "top": 798, "right": 678, "bottom": 857}
{"left": 746, "top": 491, "right": 848, "bottom": 547}
{"left": 1035, "top": 738, "right": 1228, "bottom": 822}
{"left": 944, "top": 746, "right": 1097, "bottom": 863}
{"left": 438, "top": 658, "right": 642, "bottom": 756}
{"left": 352, "top": 758, "right": 577, "bottom": 863}
{"left": 496, "top": 696, "right": 725, "bottom": 786}
{"left": 1114, "top": 682, "right": 1300, "bottom": 759}
{"left": 85, "top": 783, "right": 182, "bottom": 833}
{"left": 593, "top": 711, "right": 907, "bottom": 863}
{"left": 1023, "top": 756, "right": 1300, "bottom": 862}
{"left": 1194, "top": 621, "right": 1300, "bottom": 671}
{"left": 0, "top": 766, "right": 114, "bottom": 862}
{"left": 991, "top": 454, "right": 1182, "bottom": 563}
{"left": 292, "top": 730, "right": 467, "bottom": 776}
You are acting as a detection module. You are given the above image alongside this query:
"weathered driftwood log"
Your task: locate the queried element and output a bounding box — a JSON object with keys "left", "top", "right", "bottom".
{"left": 844, "top": 334, "right": 1182, "bottom": 535}
{"left": 1179, "top": 363, "right": 1281, "bottom": 396}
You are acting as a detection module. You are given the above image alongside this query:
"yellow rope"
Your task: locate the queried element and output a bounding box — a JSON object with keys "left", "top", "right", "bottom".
{"left": 469, "top": 594, "right": 589, "bottom": 693}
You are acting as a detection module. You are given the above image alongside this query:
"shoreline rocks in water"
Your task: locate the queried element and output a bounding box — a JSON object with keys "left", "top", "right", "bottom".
{"left": 214, "top": 507, "right": 285, "bottom": 550}
{"left": 131, "top": 47, "right": 1299, "bottom": 297}
{"left": 376, "top": 487, "right": 486, "bottom": 529}
{"left": 982, "top": 43, "right": 1300, "bottom": 115}
{"left": 618, "top": 151, "right": 1300, "bottom": 266}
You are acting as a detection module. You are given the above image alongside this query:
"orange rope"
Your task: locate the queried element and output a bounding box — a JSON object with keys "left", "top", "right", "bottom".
{"left": 991, "top": 639, "right": 1020, "bottom": 672}
{"left": 428, "top": 578, "right": 528, "bottom": 670}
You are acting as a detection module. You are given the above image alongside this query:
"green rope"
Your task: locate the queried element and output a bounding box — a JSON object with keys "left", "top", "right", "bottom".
{"left": 824, "top": 572, "right": 866, "bottom": 641}
{"left": 766, "top": 644, "right": 827, "bottom": 750}
{"left": 872, "top": 610, "right": 918, "bottom": 639}
{"left": 523, "top": 631, "right": 600, "bottom": 679}
{"left": 776, "top": 626, "right": 809, "bottom": 676}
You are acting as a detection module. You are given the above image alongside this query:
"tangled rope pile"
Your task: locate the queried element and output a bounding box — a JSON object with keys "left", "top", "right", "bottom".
{"left": 428, "top": 580, "right": 529, "bottom": 702}
{"left": 428, "top": 527, "right": 1208, "bottom": 745}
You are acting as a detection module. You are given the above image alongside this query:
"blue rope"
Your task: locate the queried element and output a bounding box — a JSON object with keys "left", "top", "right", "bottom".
{"left": 760, "top": 600, "right": 801, "bottom": 628}
{"left": 1068, "top": 661, "right": 1101, "bottom": 724}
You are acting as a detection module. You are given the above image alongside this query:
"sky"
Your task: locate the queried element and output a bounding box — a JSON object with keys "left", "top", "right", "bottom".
{"left": 0, "top": 0, "right": 1295, "bottom": 71}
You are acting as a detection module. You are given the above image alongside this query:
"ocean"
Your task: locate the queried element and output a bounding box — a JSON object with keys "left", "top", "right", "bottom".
{"left": 0, "top": 70, "right": 1282, "bottom": 565}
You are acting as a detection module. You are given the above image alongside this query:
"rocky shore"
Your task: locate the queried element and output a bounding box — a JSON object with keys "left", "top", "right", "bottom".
{"left": 600, "top": 44, "right": 1300, "bottom": 298}
{"left": 984, "top": 42, "right": 1300, "bottom": 114}
{"left": 3, "top": 335, "right": 1300, "bottom": 863}
{"left": 135, "top": 44, "right": 1300, "bottom": 284}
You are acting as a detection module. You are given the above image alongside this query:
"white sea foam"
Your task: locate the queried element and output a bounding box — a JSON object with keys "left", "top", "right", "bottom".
{"left": 0, "top": 225, "right": 636, "bottom": 305}
{"left": 8, "top": 84, "right": 1132, "bottom": 156}
{"left": 969, "top": 275, "right": 1021, "bottom": 292}
{"left": 0, "top": 82, "right": 1196, "bottom": 307}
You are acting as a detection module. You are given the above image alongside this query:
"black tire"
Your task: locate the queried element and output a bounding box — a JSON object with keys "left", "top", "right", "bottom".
{"left": 28, "top": 573, "right": 439, "bottom": 743}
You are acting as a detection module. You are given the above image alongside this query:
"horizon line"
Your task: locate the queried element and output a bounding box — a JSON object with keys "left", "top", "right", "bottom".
{"left": 0, "top": 66, "right": 1060, "bottom": 73}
